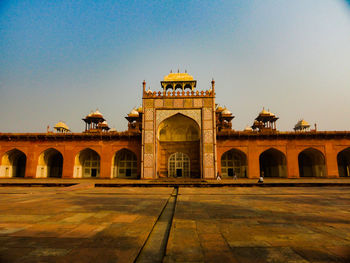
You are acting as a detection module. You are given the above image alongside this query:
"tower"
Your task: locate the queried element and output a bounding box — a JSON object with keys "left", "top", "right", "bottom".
{"left": 141, "top": 72, "right": 217, "bottom": 179}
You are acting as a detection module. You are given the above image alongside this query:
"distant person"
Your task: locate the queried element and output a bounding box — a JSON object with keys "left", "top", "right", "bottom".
{"left": 217, "top": 172, "right": 222, "bottom": 181}
{"left": 233, "top": 169, "right": 237, "bottom": 180}
{"left": 258, "top": 171, "right": 264, "bottom": 183}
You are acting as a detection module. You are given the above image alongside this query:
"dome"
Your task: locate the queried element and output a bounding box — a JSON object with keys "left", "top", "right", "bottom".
{"left": 54, "top": 121, "right": 70, "bottom": 131}
{"left": 128, "top": 108, "right": 139, "bottom": 117}
{"left": 146, "top": 88, "right": 153, "bottom": 94}
{"left": 260, "top": 108, "right": 270, "bottom": 115}
{"left": 137, "top": 106, "right": 143, "bottom": 113}
{"left": 295, "top": 119, "right": 310, "bottom": 128}
{"left": 163, "top": 72, "right": 194, "bottom": 82}
{"left": 244, "top": 125, "right": 253, "bottom": 131}
{"left": 216, "top": 105, "right": 224, "bottom": 112}
{"left": 222, "top": 109, "right": 232, "bottom": 115}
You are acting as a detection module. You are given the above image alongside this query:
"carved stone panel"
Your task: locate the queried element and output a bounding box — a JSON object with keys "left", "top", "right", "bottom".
{"left": 144, "top": 153, "right": 154, "bottom": 168}
{"left": 203, "top": 108, "right": 212, "bottom": 121}
{"left": 144, "top": 131, "right": 154, "bottom": 143}
{"left": 155, "top": 99, "right": 163, "bottom": 108}
{"left": 193, "top": 98, "right": 203, "bottom": 108}
{"left": 203, "top": 130, "right": 213, "bottom": 143}
{"left": 145, "top": 108, "right": 154, "bottom": 121}
{"left": 173, "top": 99, "right": 184, "bottom": 108}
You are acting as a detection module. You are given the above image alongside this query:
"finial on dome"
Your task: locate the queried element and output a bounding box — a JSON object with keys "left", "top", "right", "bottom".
{"left": 185, "top": 69, "right": 187, "bottom": 73}
{"left": 177, "top": 69, "right": 179, "bottom": 73}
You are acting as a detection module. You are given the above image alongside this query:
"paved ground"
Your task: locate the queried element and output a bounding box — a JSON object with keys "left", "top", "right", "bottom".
{"left": 0, "top": 185, "right": 349, "bottom": 262}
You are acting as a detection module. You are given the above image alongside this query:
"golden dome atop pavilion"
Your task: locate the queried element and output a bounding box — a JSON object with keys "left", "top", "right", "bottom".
{"left": 163, "top": 72, "right": 194, "bottom": 82}
{"left": 128, "top": 108, "right": 139, "bottom": 117}
{"left": 54, "top": 121, "right": 70, "bottom": 131}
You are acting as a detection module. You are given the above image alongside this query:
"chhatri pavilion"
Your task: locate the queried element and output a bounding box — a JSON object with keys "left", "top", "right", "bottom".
{"left": 1, "top": 72, "right": 350, "bottom": 179}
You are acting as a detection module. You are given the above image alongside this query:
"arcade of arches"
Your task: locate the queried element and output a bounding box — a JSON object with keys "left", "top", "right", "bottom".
{"left": 1, "top": 144, "right": 350, "bottom": 178}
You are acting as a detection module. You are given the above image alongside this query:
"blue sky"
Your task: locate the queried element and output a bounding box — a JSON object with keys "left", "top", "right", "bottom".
{"left": 1, "top": 0, "right": 350, "bottom": 132}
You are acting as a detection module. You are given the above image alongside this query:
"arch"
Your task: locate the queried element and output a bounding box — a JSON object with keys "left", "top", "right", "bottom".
{"left": 184, "top": 84, "right": 192, "bottom": 90}
{"left": 73, "top": 148, "right": 100, "bottom": 178}
{"left": 36, "top": 148, "right": 63, "bottom": 178}
{"left": 168, "top": 152, "right": 190, "bottom": 178}
{"left": 165, "top": 84, "right": 173, "bottom": 91}
{"left": 158, "top": 113, "right": 200, "bottom": 141}
{"left": 0, "top": 149, "right": 26, "bottom": 178}
{"left": 337, "top": 147, "right": 350, "bottom": 177}
{"left": 113, "top": 149, "right": 138, "bottom": 178}
{"left": 259, "top": 148, "right": 287, "bottom": 177}
{"left": 221, "top": 149, "right": 247, "bottom": 178}
{"left": 157, "top": 114, "right": 200, "bottom": 178}
{"left": 174, "top": 84, "right": 182, "bottom": 91}
{"left": 298, "top": 148, "right": 326, "bottom": 177}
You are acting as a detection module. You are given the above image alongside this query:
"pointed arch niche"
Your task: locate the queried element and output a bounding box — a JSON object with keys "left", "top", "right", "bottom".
{"left": 36, "top": 148, "right": 63, "bottom": 178}
{"left": 0, "top": 149, "right": 26, "bottom": 178}
{"left": 73, "top": 148, "right": 100, "bottom": 178}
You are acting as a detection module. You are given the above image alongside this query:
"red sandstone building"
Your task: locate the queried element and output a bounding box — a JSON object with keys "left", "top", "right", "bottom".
{"left": 1, "top": 72, "right": 350, "bottom": 179}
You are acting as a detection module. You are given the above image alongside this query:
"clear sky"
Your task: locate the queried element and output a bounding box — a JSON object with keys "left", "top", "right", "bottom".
{"left": 1, "top": 0, "right": 350, "bottom": 132}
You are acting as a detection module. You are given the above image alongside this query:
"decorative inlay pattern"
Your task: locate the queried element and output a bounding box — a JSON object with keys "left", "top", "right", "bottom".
{"left": 204, "top": 143, "right": 213, "bottom": 153}
{"left": 144, "top": 143, "right": 153, "bottom": 154}
{"left": 144, "top": 121, "right": 153, "bottom": 130}
{"left": 154, "top": 99, "right": 163, "bottom": 108}
{"left": 173, "top": 99, "right": 184, "bottom": 108}
{"left": 145, "top": 108, "right": 154, "bottom": 121}
{"left": 184, "top": 99, "right": 193, "bottom": 108}
{"left": 164, "top": 99, "right": 173, "bottom": 108}
{"left": 144, "top": 154, "right": 154, "bottom": 167}
{"left": 203, "top": 120, "right": 212, "bottom": 130}
{"left": 144, "top": 131, "right": 154, "bottom": 143}
{"left": 203, "top": 153, "right": 214, "bottom": 167}
{"left": 156, "top": 109, "right": 201, "bottom": 129}
{"left": 143, "top": 167, "right": 153, "bottom": 178}
{"left": 204, "top": 167, "right": 215, "bottom": 178}
{"left": 193, "top": 99, "right": 203, "bottom": 107}
{"left": 144, "top": 99, "right": 154, "bottom": 107}
{"left": 203, "top": 98, "right": 213, "bottom": 107}
{"left": 203, "top": 108, "right": 212, "bottom": 121}
{"left": 203, "top": 130, "right": 213, "bottom": 143}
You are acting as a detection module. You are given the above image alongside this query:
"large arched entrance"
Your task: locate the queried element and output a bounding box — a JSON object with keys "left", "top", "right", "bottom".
{"left": 0, "top": 149, "right": 26, "bottom": 177}
{"left": 221, "top": 149, "right": 247, "bottom": 178}
{"left": 298, "top": 148, "right": 326, "bottom": 177}
{"left": 157, "top": 113, "right": 200, "bottom": 178}
{"left": 113, "top": 149, "right": 138, "bottom": 178}
{"left": 337, "top": 148, "right": 350, "bottom": 177}
{"left": 37, "top": 148, "right": 63, "bottom": 178}
{"left": 168, "top": 152, "right": 190, "bottom": 178}
{"left": 74, "top": 148, "right": 100, "bottom": 178}
{"left": 259, "top": 148, "right": 287, "bottom": 177}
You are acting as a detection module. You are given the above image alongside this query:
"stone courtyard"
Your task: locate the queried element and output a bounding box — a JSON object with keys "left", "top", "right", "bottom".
{"left": 0, "top": 184, "right": 349, "bottom": 262}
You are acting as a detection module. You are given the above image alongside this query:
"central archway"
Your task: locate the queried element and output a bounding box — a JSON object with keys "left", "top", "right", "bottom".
{"left": 0, "top": 149, "right": 26, "bottom": 178}
{"left": 168, "top": 152, "right": 190, "bottom": 178}
{"left": 157, "top": 113, "right": 200, "bottom": 178}
{"left": 259, "top": 148, "right": 287, "bottom": 177}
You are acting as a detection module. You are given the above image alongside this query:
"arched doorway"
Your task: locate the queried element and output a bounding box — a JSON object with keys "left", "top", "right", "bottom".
{"left": 0, "top": 149, "right": 26, "bottom": 178}
{"left": 221, "top": 149, "right": 247, "bottom": 178}
{"left": 113, "top": 149, "right": 138, "bottom": 178}
{"left": 298, "top": 148, "right": 326, "bottom": 177}
{"left": 74, "top": 148, "right": 100, "bottom": 178}
{"left": 37, "top": 148, "right": 63, "bottom": 178}
{"left": 337, "top": 148, "right": 350, "bottom": 177}
{"left": 157, "top": 113, "right": 200, "bottom": 178}
{"left": 168, "top": 152, "right": 190, "bottom": 178}
{"left": 259, "top": 148, "right": 287, "bottom": 177}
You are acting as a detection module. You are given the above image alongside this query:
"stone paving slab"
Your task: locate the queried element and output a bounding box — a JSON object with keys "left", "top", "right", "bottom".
{"left": 0, "top": 186, "right": 349, "bottom": 262}
{"left": 0, "top": 187, "right": 172, "bottom": 263}
{"left": 165, "top": 187, "right": 350, "bottom": 262}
